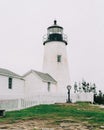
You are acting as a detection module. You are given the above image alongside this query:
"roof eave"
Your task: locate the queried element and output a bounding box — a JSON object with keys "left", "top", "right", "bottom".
{"left": 42, "top": 80, "right": 57, "bottom": 84}
{"left": 0, "top": 73, "right": 24, "bottom": 80}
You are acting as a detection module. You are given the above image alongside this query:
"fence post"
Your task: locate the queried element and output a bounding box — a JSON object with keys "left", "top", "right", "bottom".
{"left": 18, "top": 98, "right": 21, "bottom": 110}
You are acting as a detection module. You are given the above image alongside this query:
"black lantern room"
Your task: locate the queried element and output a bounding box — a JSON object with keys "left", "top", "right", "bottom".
{"left": 43, "top": 20, "right": 68, "bottom": 45}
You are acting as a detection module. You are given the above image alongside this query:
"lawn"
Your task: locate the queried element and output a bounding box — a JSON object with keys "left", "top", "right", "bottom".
{"left": 0, "top": 102, "right": 104, "bottom": 127}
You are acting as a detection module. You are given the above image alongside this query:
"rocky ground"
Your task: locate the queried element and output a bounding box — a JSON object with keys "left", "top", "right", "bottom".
{"left": 0, "top": 104, "right": 104, "bottom": 130}
{"left": 0, "top": 118, "right": 103, "bottom": 130}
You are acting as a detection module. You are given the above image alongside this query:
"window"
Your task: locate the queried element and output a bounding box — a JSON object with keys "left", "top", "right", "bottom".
{"left": 8, "top": 77, "right": 12, "bottom": 89}
{"left": 47, "top": 82, "right": 51, "bottom": 92}
{"left": 57, "top": 55, "right": 61, "bottom": 62}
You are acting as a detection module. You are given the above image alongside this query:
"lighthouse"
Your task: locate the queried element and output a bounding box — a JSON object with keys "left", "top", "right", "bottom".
{"left": 43, "top": 20, "right": 70, "bottom": 95}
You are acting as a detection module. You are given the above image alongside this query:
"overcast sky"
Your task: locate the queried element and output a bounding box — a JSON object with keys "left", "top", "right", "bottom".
{"left": 0, "top": 0, "right": 104, "bottom": 91}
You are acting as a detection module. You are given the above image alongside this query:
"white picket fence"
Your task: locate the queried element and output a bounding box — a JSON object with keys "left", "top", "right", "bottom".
{"left": 0, "top": 93, "right": 94, "bottom": 111}
{"left": 71, "top": 92, "right": 94, "bottom": 103}
{"left": 0, "top": 94, "right": 67, "bottom": 111}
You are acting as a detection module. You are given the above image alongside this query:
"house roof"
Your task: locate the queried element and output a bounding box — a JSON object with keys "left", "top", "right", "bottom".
{"left": 0, "top": 68, "right": 23, "bottom": 79}
{"left": 23, "top": 70, "right": 57, "bottom": 84}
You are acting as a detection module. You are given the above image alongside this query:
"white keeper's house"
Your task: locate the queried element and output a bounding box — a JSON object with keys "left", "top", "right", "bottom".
{"left": 0, "top": 21, "right": 93, "bottom": 111}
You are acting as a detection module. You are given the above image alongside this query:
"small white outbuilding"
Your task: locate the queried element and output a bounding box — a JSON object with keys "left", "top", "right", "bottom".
{"left": 23, "top": 69, "right": 57, "bottom": 96}
{"left": 0, "top": 68, "right": 24, "bottom": 99}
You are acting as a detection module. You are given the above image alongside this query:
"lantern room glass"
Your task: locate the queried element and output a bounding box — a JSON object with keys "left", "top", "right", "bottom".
{"left": 48, "top": 27, "right": 63, "bottom": 35}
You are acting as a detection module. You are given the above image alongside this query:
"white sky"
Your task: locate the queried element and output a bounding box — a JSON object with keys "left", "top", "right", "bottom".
{"left": 0, "top": 0, "right": 104, "bottom": 91}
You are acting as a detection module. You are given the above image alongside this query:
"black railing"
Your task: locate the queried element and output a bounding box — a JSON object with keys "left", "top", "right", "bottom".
{"left": 43, "top": 33, "right": 68, "bottom": 45}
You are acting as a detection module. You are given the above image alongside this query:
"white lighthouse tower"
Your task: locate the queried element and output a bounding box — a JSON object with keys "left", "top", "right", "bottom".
{"left": 43, "top": 20, "right": 70, "bottom": 95}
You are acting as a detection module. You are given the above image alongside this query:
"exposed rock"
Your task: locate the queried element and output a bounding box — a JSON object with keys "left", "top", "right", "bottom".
{"left": 100, "top": 126, "right": 104, "bottom": 129}
{"left": 0, "top": 119, "right": 102, "bottom": 130}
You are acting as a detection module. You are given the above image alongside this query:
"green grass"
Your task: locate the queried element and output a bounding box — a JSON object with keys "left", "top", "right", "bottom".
{"left": 0, "top": 103, "right": 104, "bottom": 126}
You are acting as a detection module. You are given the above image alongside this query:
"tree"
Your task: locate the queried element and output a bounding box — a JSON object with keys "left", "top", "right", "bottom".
{"left": 74, "top": 80, "right": 96, "bottom": 93}
{"left": 74, "top": 82, "right": 78, "bottom": 93}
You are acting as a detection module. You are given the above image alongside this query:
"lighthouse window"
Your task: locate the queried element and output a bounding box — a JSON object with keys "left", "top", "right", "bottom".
{"left": 57, "top": 55, "right": 61, "bottom": 62}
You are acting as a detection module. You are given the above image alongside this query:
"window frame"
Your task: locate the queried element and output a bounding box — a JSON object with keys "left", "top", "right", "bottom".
{"left": 8, "top": 77, "right": 12, "bottom": 89}
{"left": 47, "top": 82, "right": 51, "bottom": 92}
{"left": 57, "top": 55, "right": 62, "bottom": 62}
